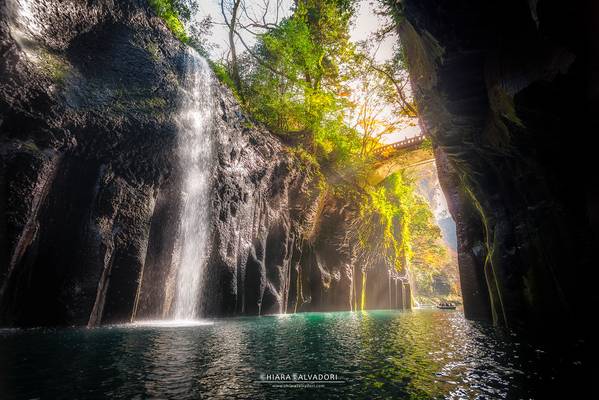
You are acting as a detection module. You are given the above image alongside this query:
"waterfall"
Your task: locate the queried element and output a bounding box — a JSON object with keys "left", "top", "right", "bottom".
{"left": 172, "top": 49, "right": 214, "bottom": 320}
{"left": 8, "top": 0, "right": 44, "bottom": 62}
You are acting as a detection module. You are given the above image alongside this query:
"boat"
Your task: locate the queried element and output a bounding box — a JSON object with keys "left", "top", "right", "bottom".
{"left": 437, "top": 303, "right": 456, "bottom": 310}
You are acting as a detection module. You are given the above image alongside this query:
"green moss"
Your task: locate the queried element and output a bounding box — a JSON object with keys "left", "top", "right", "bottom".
{"left": 39, "top": 51, "right": 68, "bottom": 83}
{"left": 357, "top": 173, "right": 415, "bottom": 272}
{"left": 242, "top": 120, "right": 255, "bottom": 130}
{"left": 148, "top": 0, "right": 189, "bottom": 43}
{"left": 164, "top": 70, "right": 180, "bottom": 87}
{"left": 290, "top": 146, "right": 319, "bottom": 171}
{"left": 143, "top": 97, "right": 168, "bottom": 110}
{"left": 209, "top": 60, "right": 240, "bottom": 99}
{"left": 22, "top": 140, "right": 40, "bottom": 153}
{"left": 102, "top": 84, "right": 169, "bottom": 117}
{"left": 464, "top": 183, "right": 506, "bottom": 326}
{"left": 485, "top": 85, "right": 525, "bottom": 147}
{"left": 145, "top": 41, "right": 161, "bottom": 61}
{"left": 361, "top": 271, "right": 367, "bottom": 311}
{"left": 288, "top": 145, "right": 327, "bottom": 194}
{"left": 420, "top": 137, "right": 433, "bottom": 151}
{"left": 489, "top": 85, "right": 524, "bottom": 127}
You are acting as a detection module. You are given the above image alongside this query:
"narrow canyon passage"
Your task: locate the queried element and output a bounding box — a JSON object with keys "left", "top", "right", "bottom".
{"left": 0, "top": 0, "right": 595, "bottom": 398}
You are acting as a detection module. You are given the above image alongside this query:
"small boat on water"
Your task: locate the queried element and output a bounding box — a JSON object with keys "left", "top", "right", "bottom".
{"left": 437, "top": 303, "right": 456, "bottom": 310}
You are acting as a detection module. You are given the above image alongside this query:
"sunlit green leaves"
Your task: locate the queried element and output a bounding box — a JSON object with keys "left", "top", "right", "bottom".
{"left": 237, "top": 0, "right": 360, "bottom": 165}
{"left": 148, "top": 0, "right": 190, "bottom": 43}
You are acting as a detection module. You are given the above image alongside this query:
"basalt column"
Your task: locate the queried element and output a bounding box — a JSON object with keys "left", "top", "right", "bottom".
{"left": 403, "top": 282, "right": 412, "bottom": 310}
{"left": 396, "top": 280, "right": 404, "bottom": 309}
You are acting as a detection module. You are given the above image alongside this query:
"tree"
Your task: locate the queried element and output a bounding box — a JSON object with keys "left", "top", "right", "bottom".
{"left": 219, "top": 0, "right": 288, "bottom": 98}
{"left": 220, "top": 0, "right": 242, "bottom": 95}
{"left": 348, "top": 60, "right": 406, "bottom": 159}
{"left": 237, "top": 0, "right": 361, "bottom": 164}
{"left": 357, "top": 1, "right": 418, "bottom": 122}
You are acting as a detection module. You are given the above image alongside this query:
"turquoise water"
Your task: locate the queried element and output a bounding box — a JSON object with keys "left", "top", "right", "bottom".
{"left": 0, "top": 310, "right": 585, "bottom": 399}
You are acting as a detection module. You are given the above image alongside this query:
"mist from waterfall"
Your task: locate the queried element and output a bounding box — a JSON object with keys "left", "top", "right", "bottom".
{"left": 172, "top": 49, "right": 214, "bottom": 320}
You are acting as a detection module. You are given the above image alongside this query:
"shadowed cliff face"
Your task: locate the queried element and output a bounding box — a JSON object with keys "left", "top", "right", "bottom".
{"left": 399, "top": 0, "right": 599, "bottom": 333}
{"left": 0, "top": 0, "right": 405, "bottom": 327}
{"left": 0, "top": 0, "right": 186, "bottom": 326}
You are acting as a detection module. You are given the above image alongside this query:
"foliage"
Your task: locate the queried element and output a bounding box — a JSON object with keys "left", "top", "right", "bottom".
{"left": 351, "top": 170, "right": 448, "bottom": 284}
{"left": 376, "top": 0, "right": 405, "bottom": 32}
{"left": 209, "top": 60, "right": 239, "bottom": 98}
{"left": 358, "top": 172, "right": 414, "bottom": 271}
{"left": 149, "top": 0, "right": 214, "bottom": 56}
{"left": 421, "top": 137, "right": 433, "bottom": 151}
{"left": 148, "top": 0, "right": 189, "bottom": 43}
{"left": 409, "top": 196, "right": 449, "bottom": 293}
{"left": 351, "top": 173, "right": 403, "bottom": 270}
{"left": 237, "top": 0, "right": 363, "bottom": 167}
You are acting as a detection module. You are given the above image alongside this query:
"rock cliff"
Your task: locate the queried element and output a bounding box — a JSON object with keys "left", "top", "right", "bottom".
{"left": 398, "top": 0, "right": 599, "bottom": 334}
{"left": 0, "top": 0, "right": 405, "bottom": 327}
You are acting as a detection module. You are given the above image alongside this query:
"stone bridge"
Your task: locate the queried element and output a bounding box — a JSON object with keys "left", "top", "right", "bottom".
{"left": 367, "top": 134, "right": 435, "bottom": 185}
{"left": 372, "top": 134, "right": 427, "bottom": 157}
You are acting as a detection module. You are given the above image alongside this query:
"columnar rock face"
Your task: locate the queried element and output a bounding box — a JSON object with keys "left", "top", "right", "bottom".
{"left": 0, "top": 0, "right": 407, "bottom": 327}
{"left": 0, "top": 0, "right": 187, "bottom": 326}
{"left": 399, "top": 0, "right": 599, "bottom": 333}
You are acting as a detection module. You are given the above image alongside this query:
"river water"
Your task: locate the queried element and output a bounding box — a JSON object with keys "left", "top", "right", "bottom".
{"left": 0, "top": 310, "right": 588, "bottom": 399}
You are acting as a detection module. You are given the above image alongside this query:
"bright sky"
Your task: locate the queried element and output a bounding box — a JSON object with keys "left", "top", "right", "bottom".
{"left": 195, "top": 0, "right": 420, "bottom": 142}
{"left": 195, "top": 0, "right": 293, "bottom": 60}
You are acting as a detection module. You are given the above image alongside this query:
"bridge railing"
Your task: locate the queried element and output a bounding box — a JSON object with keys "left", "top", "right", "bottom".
{"left": 372, "top": 134, "right": 426, "bottom": 156}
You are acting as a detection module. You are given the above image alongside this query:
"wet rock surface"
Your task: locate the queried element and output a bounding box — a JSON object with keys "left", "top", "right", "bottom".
{"left": 399, "top": 0, "right": 599, "bottom": 334}
{"left": 0, "top": 0, "right": 184, "bottom": 326}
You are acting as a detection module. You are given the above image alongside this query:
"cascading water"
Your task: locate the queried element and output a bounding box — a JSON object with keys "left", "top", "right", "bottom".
{"left": 172, "top": 49, "right": 214, "bottom": 320}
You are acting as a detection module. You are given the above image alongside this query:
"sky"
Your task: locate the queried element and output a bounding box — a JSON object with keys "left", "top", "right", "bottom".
{"left": 194, "top": 0, "right": 420, "bottom": 142}
{"left": 196, "top": 0, "right": 393, "bottom": 62}
{"left": 195, "top": 0, "right": 291, "bottom": 60}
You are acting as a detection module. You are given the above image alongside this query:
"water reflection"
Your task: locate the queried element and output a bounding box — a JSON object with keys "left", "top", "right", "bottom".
{"left": 143, "top": 327, "right": 201, "bottom": 397}
{"left": 0, "top": 310, "right": 589, "bottom": 399}
{"left": 129, "top": 319, "right": 213, "bottom": 327}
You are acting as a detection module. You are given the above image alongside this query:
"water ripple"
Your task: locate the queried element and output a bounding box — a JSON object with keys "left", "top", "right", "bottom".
{"left": 0, "top": 310, "right": 589, "bottom": 399}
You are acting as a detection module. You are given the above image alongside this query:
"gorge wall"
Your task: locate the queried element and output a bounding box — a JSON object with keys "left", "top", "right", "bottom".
{"left": 0, "top": 0, "right": 406, "bottom": 327}
{"left": 398, "top": 0, "right": 599, "bottom": 334}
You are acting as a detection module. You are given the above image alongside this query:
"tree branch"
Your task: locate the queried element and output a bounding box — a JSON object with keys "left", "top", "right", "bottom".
{"left": 368, "top": 62, "right": 417, "bottom": 117}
